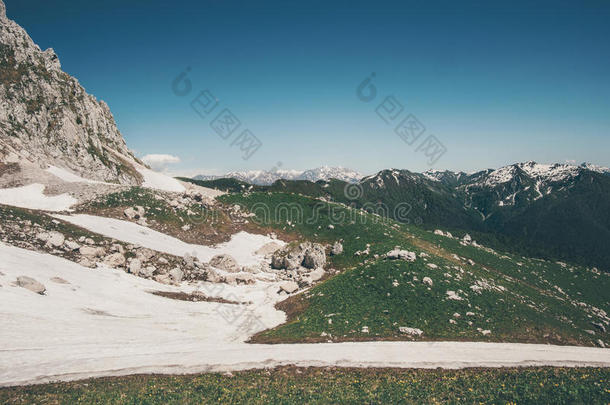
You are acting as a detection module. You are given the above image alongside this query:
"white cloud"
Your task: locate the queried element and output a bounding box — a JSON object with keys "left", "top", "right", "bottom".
{"left": 141, "top": 154, "right": 181, "bottom": 171}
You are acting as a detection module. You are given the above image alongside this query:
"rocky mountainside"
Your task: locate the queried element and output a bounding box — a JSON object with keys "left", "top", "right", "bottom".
{"left": 0, "top": 0, "right": 141, "bottom": 184}
{"left": 194, "top": 166, "right": 362, "bottom": 185}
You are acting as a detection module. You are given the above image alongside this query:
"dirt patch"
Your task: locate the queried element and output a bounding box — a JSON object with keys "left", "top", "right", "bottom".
{"left": 150, "top": 290, "right": 248, "bottom": 305}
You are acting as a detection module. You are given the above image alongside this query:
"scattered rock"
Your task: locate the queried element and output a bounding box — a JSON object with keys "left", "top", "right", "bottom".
{"left": 597, "top": 339, "right": 606, "bottom": 348}
{"left": 422, "top": 277, "right": 433, "bottom": 287}
{"left": 16, "top": 276, "right": 46, "bottom": 295}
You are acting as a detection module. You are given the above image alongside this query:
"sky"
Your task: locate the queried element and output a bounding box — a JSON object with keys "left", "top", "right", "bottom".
{"left": 6, "top": 0, "right": 610, "bottom": 176}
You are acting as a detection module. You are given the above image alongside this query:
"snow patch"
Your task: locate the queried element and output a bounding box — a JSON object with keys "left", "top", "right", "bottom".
{"left": 136, "top": 165, "right": 185, "bottom": 193}
{"left": 54, "top": 214, "right": 281, "bottom": 267}
{"left": 45, "top": 166, "right": 105, "bottom": 184}
{"left": 0, "top": 184, "right": 76, "bottom": 211}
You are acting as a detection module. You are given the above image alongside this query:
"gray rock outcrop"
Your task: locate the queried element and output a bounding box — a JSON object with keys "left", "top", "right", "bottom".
{"left": 0, "top": 1, "right": 142, "bottom": 184}
{"left": 271, "top": 242, "right": 326, "bottom": 270}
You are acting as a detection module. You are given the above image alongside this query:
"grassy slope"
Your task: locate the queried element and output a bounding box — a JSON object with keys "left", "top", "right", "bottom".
{"left": 220, "top": 192, "right": 609, "bottom": 346}
{"left": 1, "top": 367, "right": 608, "bottom": 404}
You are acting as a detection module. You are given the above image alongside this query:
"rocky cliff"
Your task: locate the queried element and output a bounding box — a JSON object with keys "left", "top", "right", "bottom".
{"left": 0, "top": 0, "right": 142, "bottom": 184}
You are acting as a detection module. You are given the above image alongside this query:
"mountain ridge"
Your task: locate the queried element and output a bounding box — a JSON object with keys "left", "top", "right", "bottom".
{"left": 194, "top": 166, "right": 363, "bottom": 185}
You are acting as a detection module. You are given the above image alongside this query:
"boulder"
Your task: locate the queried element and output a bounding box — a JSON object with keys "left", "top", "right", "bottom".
{"left": 46, "top": 231, "right": 65, "bottom": 247}
{"left": 35, "top": 232, "right": 49, "bottom": 242}
{"left": 306, "top": 268, "right": 325, "bottom": 283}
{"left": 169, "top": 267, "right": 184, "bottom": 283}
{"left": 141, "top": 266, "right": 156, "bottom": 278}
{"left": 16, "top": 276, "right": 46, "bottom": 295}
{"left": 209, "top": 254, "right": 240, "bottom": 273}
{"left": 242, "top": 264, "right": 262, "bottom": 274}
{"left": 255, "top": 242, "right": 283, "bottom": 257}
{"left": 330, "top": 242, "right": 343, "bottom": 256}
{"left": 123, "top": 207, "right": 137, "bottom": 219}
{"left": 79, "top": 246, "right": 105, "bottom": 258}
{"left": 386, "top": 249, "right": 417, "bottom": 262}
{"left": 63, "top": 240, "right": 80, "bottom": 251}
{"left": 271, "top": 242, "right": 326, "bottom": 270}
{"left": 78, "top": 258, "right": 96, "bottom": 268}
{"left": 279, "top": 281, "right": 299, "bottom": 294}
{"left": 136, "top": 248, "right": 155, "bottom": 262}
{"left": 183, "top": 253, "right": 195, "bottom": 268}
{"left": 103, "top": 252, "right": 126, "bottom": 268}
{"left": 224, "top": 273, "right": 255, "bottom": 285}
{"left": 399, "top": 327, "right": 423, "bottom": 336}
{"left": 134, "top": 206, "right": 145, "bottom": 217}
{"left": 128, "top": 258, "right": 142, "bottom": 274}
{"left": 111, "top": 243, "right": 125, "bottom": 254}
{"left": 205, "top": 267, "right": 224, "bottom": 283}
{"left": 154, "top": 274, "right": 173, "bottom": 285}
{"left": 422, "top": 277, "right": 433, "bottom": 286}
{"left": 303, "top": 244, "right": 326, "bottom": 269}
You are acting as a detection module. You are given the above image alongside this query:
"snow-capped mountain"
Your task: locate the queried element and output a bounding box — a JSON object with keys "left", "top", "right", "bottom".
{"left": 194, "top": 166, "right": 362, "bottom": 185}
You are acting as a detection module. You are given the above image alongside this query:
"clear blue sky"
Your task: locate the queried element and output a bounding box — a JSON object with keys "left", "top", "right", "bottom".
{"left": 7, "top": 0, "right": 610, "bottom": 175}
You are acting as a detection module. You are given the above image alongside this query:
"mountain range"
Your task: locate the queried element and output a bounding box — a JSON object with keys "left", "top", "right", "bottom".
{"left": 190, "top": 161, "right": 610, "bottom": 270}
{"left": 194, "top": 166, "right": 362, "bottom": 185}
